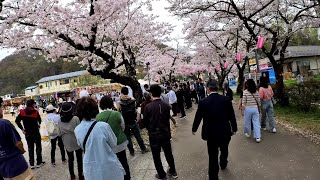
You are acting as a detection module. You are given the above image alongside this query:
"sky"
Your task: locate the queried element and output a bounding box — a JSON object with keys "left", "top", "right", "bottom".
{"left": 0, "top": 0, "right": 185, "bottom": 60}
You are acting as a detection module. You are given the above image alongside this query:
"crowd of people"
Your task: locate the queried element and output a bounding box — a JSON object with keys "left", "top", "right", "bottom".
{"left": 0, "top": 76, "right": 277, "bottom": 180}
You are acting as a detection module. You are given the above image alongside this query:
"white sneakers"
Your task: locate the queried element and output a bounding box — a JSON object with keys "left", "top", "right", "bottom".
{"left": 245, "top": 133, "right": 250, "bottom": 138}
{"left": 256, "top": 138, "right": 261, "bottom": 143}
{"left": 261, "top": 127, "right": 277, "bottom": 133}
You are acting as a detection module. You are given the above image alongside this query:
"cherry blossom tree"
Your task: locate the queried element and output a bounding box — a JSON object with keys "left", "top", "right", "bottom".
{"left": 147, "top": 44, "right": 191, "bottom": 83}
{"left": 0, "top": 0, "right": 172, "bottom": 102}
{"left": 169, "top": 0, "right": 320, "bottom": 103}
{"left": 182, "top": 12, "right": 248, "bottom": 90}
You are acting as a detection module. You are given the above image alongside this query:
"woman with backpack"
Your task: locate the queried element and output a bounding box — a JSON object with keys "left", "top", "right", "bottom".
{"left": 96, "top": 96, "right": 131, "bottom": 180}
{"left": 58, "top": 102, "right": 84, "bottom": 180}
{"left": 44, "top": 104, "right": 66, "bottom": 167}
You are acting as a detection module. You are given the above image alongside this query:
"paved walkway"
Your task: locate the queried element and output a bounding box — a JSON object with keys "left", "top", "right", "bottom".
{"left": 16, "top": 103, "right": 320, "bottom": 180}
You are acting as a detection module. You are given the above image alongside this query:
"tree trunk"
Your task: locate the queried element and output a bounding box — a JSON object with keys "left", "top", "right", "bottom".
{"left": 236, "top": 60, "right": 247, "bottom": 95}
{"left": 169, "top": 70, "right": 173, "bottom": 83}
{"left": 273, "top": 64, "right": 288, "bottom": 105}
{"left": 237, "top": 67, "right": 245, "bottom": 94}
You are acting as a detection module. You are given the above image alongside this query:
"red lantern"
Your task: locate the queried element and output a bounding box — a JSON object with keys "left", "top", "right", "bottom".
{"left": 257, "top": 36, "right": 265, "bottom": 49}
{"left": 237, "top": 52, "right": 242, "bottom": 62}
{"left": 224, "top": 62, "right": 228, "bottom": 69}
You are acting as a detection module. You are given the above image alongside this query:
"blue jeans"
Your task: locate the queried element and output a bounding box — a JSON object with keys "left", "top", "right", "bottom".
{"left": 261, "top": 100, "right": 276, "bottom": 130}
{"left": 244, "top": 107, "right": 261, "bottom": 138}
{"left": 124, "top": 122, "right": 146, "bottom": 153}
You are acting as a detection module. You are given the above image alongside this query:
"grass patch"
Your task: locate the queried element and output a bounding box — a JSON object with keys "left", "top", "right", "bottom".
{"left": 274, "top": 105, "right": 320, "bottom": 135}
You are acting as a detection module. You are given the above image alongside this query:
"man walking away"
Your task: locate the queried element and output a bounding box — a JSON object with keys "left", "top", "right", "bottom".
{"left": 167, "top": 86, "right": 178, "bottom": 117}
{"left": 190, "top": 81, "right": 198, "bottom": 104}
{"left": 192, "top": 80, "right": 237, "bottom": 180}
{"left": 176, "top": 84, "right": 186, "bottom": 119}
{"left": 0, "top": 105, "right": 36, "bottom": 180}
{"left": 143, "top": 85, "right": 178, "bottom": 180}
{"left": 45, "top": 104, "right": 67, "bottom": 167}
{"left": 119, "top": 87, "right": 148, "bottom": 156}
{"left": 160, "top": 86, "right": 177, "bottom": 126}
{"left": 15, "top": 99, "right": 45, "bottom": 169}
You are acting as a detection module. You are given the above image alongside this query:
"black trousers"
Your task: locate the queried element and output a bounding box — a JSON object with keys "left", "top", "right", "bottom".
{"left": 116, "top": 150, "right": 131, "bottom": 180}
{"left": 178, "top": 103, "right": 186, "bottom": 117}
{"left": 185, "top": 95, "right": 192, "bottom": 108}
{"left": 124, "top": 123, "right": 146, "bottom": 153}
{"left": 50, "top": 136, "right": 66, "bottom": 163}
{"left": 171, "top": 103, "right": 178, "bottom": 116}
{"left": 192, "top": 91, "right": 199, "bottom": 103}
{"left": 150, "top": 136, "right": 177, "bottom": 179}
{"left": 26, "top": 135, "right": 43, "bottom": 166}
{"left": 207, "top": 137, "right": 231, "bottom": 180}
{"left": 66, "top": 149, "right": 83, "bottom": 178}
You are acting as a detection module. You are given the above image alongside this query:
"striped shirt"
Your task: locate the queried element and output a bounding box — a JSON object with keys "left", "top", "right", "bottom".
{"left": 243, "top": 90, "right": 261, "bottom": 107}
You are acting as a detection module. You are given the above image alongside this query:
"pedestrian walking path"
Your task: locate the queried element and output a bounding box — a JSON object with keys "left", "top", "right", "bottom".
{"left": 171, "top": 104, "right": 320, "bottom": 180}
{"left": 17, "top": 103, "right": 320, "bottom": 180}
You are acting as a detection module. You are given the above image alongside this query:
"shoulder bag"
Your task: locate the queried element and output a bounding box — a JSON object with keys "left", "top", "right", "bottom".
{"left": 250, "top": 92, "right": 261, "bottom": 114}
{"left": 83, "top": 121, "right": 98, "bottom": 153}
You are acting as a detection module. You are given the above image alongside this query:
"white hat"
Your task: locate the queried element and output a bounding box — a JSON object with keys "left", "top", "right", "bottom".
{"left": 46, "top": 104, "right": 56, "bottom": 112}
{"left": 79, "top": 90, "right": 90, "bottom": 98}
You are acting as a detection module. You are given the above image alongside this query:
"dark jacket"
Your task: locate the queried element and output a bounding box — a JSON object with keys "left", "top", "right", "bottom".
{"left": 226, "top": 88, "right": 234, "bottom": 101}
{"left": 176, "top": 89, "right": 185, "bottom": 105}
{"left": 15, "top": 107, "right": 41, "bottom": 136}
{"left": 143, "top": 99, "right": 171, "bottom": 139}
{"left": 141, "top": 99, "right": 152, "bottom": 115}
{"left": 192, "top": 93, "right": 237, "bottom": 141}
{"left": 119, "top": 96, "right": 137, "bottom": 125}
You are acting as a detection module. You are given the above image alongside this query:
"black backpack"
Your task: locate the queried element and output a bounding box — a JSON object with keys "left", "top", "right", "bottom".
{"left": 120, "top": 100, "right": 137, "bottom": 124}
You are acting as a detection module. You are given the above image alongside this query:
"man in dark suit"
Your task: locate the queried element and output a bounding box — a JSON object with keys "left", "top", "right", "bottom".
{"left": 192, "top": 79, "right": 237, "bottom": 180}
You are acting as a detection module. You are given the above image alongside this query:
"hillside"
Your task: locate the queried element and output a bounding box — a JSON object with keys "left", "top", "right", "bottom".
{"left": 0, "top": 50, "right": 84, "bottom": 95}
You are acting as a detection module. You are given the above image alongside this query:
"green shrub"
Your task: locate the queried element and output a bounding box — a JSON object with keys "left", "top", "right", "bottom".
{"left": 287, "top": 80, "right": 320, "bottom": 112}
{"left": 313, "top": 74, "right": 320, "bottom": 81}
{"left": 284, "top": 79, "right": 297, "bottom": 88}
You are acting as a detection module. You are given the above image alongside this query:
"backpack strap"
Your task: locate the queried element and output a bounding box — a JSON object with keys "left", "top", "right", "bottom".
{"left": 83, "top": 121, "right": 98, "bottom": 153}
